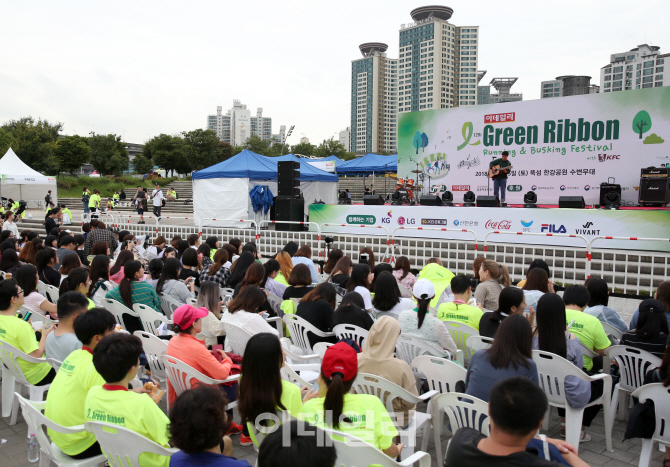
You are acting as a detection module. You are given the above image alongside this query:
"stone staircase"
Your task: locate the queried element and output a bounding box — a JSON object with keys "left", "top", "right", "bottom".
{"left": 337, "top": 176, "right": 398, "bottom": 203}
{"left": 58, "top": 180, "right": 195, "bottom": 213}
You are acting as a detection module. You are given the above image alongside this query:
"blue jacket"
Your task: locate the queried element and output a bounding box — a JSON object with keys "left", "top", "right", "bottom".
{"left": 249, "top": 185, "right": 274, "bottom": 214}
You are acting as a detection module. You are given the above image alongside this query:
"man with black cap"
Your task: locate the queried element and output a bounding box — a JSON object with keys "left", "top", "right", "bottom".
{"left": 152, "top": 182, "right": 164, "bottom": 220}
{"left": 489, "top": 151, "right": 512, "bottom": 205}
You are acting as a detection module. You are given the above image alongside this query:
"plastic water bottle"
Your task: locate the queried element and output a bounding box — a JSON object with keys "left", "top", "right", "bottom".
{"left": 28, "top": 433, "right": 39, "bottom": 462}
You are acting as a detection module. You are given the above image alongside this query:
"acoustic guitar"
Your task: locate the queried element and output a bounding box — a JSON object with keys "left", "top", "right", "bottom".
{"left": 488, "top": 165, "right": 513, "bottom": 179}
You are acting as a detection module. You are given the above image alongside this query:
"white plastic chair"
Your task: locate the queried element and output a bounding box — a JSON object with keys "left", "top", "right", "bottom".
{"left": 133, "top": 303, "right": 173, "bottom": 336}
{"left": 607, "top": 345, "right": 662, "bottom": 423}
{"left": 47, "top": 358, "right": 63, "bottom": 373}
{"left": 533, "top": 349, "right": 613, "bottom": 452}
{"left": 22, "top": 306, "right": 57, "bottom": 329}
{"left": 466, "top": 335, "right": 494, "bottom": 353}
{"left": 84, "top": 421, "right": 177, "bottom": 467}
{"left": 279, "top": 337, "right": 319, "bottom": 363}
{"left": 431, "top": 392, "right": 490, "bottom": 462}
{"left": 161, "top": 355, "right": 240, "bottom": 410}
{"left": 602, "top": 322, "right": 624, "bottom": 344}
{"left": 220, "top": 287, "right": 234, "bottom": 302}
{"left": 104, "top": 298, "right": 139, "bottom": 330}
{"left": 313, "top": 342, "right": 333, "bottom": 360}
{"left": 282, "top": 314, "right": 335, "bottom": 354}
{"left": 631, "top": 383, "right": 670, "bottom": 467}
{"left": 16, "top": 395, "right": 107, "bottom": 467}
{"left": 37, "top": 280, "right": 48, "bottom": 296}
{"left": 280, "top": 362, "right": 312, "bottom": 387}
{"left": 44, "top": 284, "right": 60, "bottom": 304}
{"left": 398, "top": 284, "right": 413, "bottom": 298}
{"left": 186, "top": 297, "right": 197, "bottom": 305}
{"left": 333, "top": 323, "right": 369, "bottom": 349}
{"left": 0, "top": 340, "right": 51, "bottom": 424}
{"left": 266, "top": 293, "right": 284, "bottom": 317}
{"left": 411, "top": 355, "right": 466, "bottom": 394}
{"left": 317, "top": 273, "right": 329, "bottom": 283}
{"left": 159, "top": 293, "right": 181, "bottom": 319}
{"left": 221, "top": 322, "right": 254, "bottom": 355}
{"left": 442, "top": 320, "right": 479, "bottom": 365}
{"left": 351, "top": 373, "right": 437, "bottom": 458}
{"left": 133, "top": 331, "right": 168, "bottom": 387}
{"left": 323, "top": 427, "right": 431, "bottom": 467}
{"left": 395, "top": 334, "right": 457, "bottom": 385}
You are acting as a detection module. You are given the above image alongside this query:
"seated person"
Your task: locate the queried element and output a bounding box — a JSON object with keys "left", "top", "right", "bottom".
{"left": 437, "top": 274, "right": 484, "bottom": 330}
{"left": 258, "top": 421, "right": 336, "bottom": 467}
{"left": 45, "top": 291, "right": 88, "bottom": 362}
{"left": 169, "top": 386, "right": 250, "bottom": 467}
{"left": 620, "top": 298, "right": 669, "bottom": 359}
{"left": 563, "top": 285, "right": 610, "bottom": 373}
{"left": 478, "top": 287, "right": 528, "bottom": 338}
{"left": 45, "top": 308, "right": 118, "bottom": 459}
{"left": 0, "top": 279, "right": 56, "bottom": 386}
{"left": 332, "top": 292, "right": 374, "bottom": 330}
{"left": 85, "top": 333, "right": 170, "bottom": 467}
{"left": 296, "top": 282, "right": 338, "bottom": 347}
{"left": 584, "top": 277, "right": 628, "bottom": 333}
{"left": 445, "top": 376, "right": 589, "bottom": 467}
{"left": 417, "top": 258, "right": 455, "bottom": 308}
{"left": 282, "top": 264, "right": 314, "bottom": 301}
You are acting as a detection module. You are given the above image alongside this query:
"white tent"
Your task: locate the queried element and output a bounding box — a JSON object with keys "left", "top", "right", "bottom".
{"left": 0, "top": 148, "right": 57, "bottom": 208}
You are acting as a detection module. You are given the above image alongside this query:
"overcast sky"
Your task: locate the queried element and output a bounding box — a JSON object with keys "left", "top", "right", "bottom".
{"left": 2, "top": 0, "right": 668, "bottom": 147}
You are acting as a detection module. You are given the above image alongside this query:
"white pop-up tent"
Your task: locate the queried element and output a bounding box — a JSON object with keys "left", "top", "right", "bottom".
{"left": 192, "top": 150, "right": 338, "bottom": 226}
{"left": 0, "top": 148, "right": 57, "bottom": 208}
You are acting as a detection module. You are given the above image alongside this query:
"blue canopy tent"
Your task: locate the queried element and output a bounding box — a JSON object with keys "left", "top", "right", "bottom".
{"left": 336, "top": 153, "right": 397, "bottom": 175}
{"left": 192, "top": 150, "right": 338, "bottom": 225}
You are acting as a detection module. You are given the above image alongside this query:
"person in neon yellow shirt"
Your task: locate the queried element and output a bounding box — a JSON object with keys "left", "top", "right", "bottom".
{"left": 238, "top": 333, "right": 311, "bottom": 447}
{"left": 437, "top": 275, "right": 484, "bottom": 330}
{"left": 301, "top": 342, "right": 403, "bottom": 457}
{"left": 563, "top": 285, "right": 610, "bottom": 372}
{"left": 61, "top": 205, "right": 72, "bottom": 224}
{"left": 418, "top": 258, "right": 455, "bottom": 308}
{"left": 88, "top": 189, "right": 101, "bottom": 219}
{"left": 0, "top": 279, "right": 56, "bottom": 385}
{"left": 45, "top": 308, "right": 117, "bottom": 459}
{"left": 85, "top": 333, "right": 170, "bottom": 467}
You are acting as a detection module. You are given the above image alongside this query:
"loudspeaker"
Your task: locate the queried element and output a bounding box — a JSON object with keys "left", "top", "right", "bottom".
{"left": 476, "top": 195, "right": 499, "bottom": 207}
{"left": 363, "top": 195, "right": 384, "bottom": 205}
{"left": 420, "top": 195, "right": 442, "bottom": 206}
{"left": 600, "top": 180, "right": 621, "bottom": 206}
{"left": 278, "top": 161, "right": 301, "bottom": 197}
{"left": 558, "top": 196, "right": 585, "bottom": 209}
{"left": 639, "top": 178, "right": 670, "bottom": 205}
{"left": 275, "top": 196, "right": 305, "bottom": 231}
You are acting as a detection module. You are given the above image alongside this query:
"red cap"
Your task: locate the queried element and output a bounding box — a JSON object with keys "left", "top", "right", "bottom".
{"left": 321, "top": 342, "right": 358, "bottom": 382}
{"left": 173, "top": 304, "right": 208, "bottom": 329}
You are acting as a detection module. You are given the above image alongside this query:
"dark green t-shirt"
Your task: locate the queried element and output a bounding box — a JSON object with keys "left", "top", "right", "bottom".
{"left": 489, "top": 158, "right": 511, "bottom": 179}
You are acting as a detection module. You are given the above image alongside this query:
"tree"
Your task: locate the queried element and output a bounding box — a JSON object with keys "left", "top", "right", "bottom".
{"left": 314, "top": 138, "right": 348, "bottom": 159}
{"left": 181, "top": 129, "right": 223, "bottom": 171}
{"left": 52, "top": 135, "right": 91, "bottom": 175}
{"left": 1, "top": 117, "right": 63, "bottom": 174}
{"left": 219, "top": 142, "right": 233, "bottom": 161}
{"left": 232, "top": 145, "right": 244, "bottom": 157}
{"left": 633, "top": 110, "right": 652, "bottom": 139}
{"left": 132, "top": 152, "right": 154, "bottom": 175}
{"left": 144, "top": 134, "right": 189, "bottom": 177}
{"left": 413, "top": 131, "right": 422, "bottom": 154}
{"left": 88, "top": 133, "right": 129, "bottom": 176}
{"left": 0, "top": 128, "right": 15, "bottom": 155}
{"left": 243, "top": 135, "right": 272, "bottom": 156}
{"left": 421, "top": 132, "right": 429, "bottom": 152}
{"left": 291, "top": 142, "right": 314, "bottom": 157}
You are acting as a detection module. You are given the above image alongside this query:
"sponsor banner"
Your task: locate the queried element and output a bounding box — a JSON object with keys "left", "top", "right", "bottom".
{"left": 398, "top": 87, "right": 670, "bottom": 205}
{"left": 305, "top": 160, "right": 336, "bottom": 173}
{"left": 308, "top": 204, "right": 670, "bottom": 251}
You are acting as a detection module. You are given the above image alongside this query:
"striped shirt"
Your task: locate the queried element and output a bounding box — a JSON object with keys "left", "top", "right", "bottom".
{"left": 473, "top": 279, "right": 503, "bottom": 313}
{"left": 83, "top": 228, "right": 119, "bottom": 259}
{"left": 105, "top": 281, "right": 161, "bottom": 313}
{"left": 620, "top": 332, "right": 668, "bottom": 359}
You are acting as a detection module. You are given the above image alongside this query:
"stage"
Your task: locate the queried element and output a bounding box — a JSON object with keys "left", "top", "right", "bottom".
{"left": 308, "top": 203, "right": 670, "bottom": 252}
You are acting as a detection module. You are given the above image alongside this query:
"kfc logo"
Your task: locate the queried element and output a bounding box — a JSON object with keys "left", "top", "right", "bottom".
{"left": 598, "top": 154, "right": 621, "bottom": 162}
{"left": 485, "top": 220, "right": 512, "bottom": 230}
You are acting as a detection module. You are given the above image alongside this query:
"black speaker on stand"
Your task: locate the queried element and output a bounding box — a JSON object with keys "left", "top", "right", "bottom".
{"left": 276, "top": 161, "right": 304, "bottom": 231}
{"left": 420, "top": 195, "right": 442, "bottom": 206}
{"left": 476, "top": 196, "right": 499, "bottom": 207}
{"left": 558, "top": 196, "right": 585, "bottom": 209}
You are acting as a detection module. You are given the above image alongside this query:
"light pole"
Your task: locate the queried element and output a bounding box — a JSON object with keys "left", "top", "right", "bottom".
{"left": 280, "top": 125, "right": 294, "bottom": 156}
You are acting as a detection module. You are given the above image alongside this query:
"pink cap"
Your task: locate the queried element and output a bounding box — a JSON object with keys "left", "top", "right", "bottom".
{"left": 173, "top": 304, "right": 208, "bottom": 329}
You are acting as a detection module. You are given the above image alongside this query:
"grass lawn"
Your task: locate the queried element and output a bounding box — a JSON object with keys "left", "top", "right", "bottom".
{"left": 55, "top": 175, "right": 184, "bottom": 198}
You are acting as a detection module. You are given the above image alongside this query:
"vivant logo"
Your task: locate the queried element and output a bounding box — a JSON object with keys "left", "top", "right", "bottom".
{"left": 583, "top": 222, "right": 593, "bottom": 228}
{"left": 575, "top": 221, "right": 600, "bottom": 235}
{"left": 485, "top": 220, "right": 512, "bottom": 230}
{"left": 598, "top": 154, "right": 621, "bottom": 162}
{"left": 541, "top": 224, "right": 567, "bottom": 234}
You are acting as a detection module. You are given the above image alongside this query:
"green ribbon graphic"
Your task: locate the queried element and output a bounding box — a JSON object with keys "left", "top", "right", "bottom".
{"left": 457, "top": 122, "right": 481, "bottom": 151}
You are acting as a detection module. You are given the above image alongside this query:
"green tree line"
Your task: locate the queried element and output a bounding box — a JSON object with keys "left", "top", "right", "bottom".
{"left": 0, "top": 116, "right": 359, "bottom": 178}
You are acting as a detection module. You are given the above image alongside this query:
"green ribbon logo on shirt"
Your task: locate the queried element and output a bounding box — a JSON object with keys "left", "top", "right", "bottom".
{"left": 457, "top": 122, "right": 481, "bottom": 151}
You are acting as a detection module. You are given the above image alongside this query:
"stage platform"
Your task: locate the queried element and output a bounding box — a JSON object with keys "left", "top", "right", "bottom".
{"left": 308, "top": 203, "right": 670, "bottom": 252}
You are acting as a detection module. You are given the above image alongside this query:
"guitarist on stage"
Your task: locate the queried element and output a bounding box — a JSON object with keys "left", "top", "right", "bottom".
{"left": 488, "top": 151, "right": 512, "bottom": 204}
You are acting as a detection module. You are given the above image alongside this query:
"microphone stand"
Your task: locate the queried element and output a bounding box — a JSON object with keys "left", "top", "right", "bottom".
{"left": 487, "top": 155, "right": 496, "bottom": 197}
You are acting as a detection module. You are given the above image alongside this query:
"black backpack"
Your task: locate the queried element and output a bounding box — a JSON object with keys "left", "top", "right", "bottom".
{"left": 44, "top": 194, "right": 50, "bottom": 203}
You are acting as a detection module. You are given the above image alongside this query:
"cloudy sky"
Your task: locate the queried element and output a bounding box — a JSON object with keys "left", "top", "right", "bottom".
{"left": 2, "top": 0, "right": 668, "bottom": 146}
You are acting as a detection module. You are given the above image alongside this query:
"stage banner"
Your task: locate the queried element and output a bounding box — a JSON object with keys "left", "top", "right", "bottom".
{"left": 308, "top": 204, "right": 670, "bottom": 252}
{"left": 397, "top": 87, "right": 670, "bottom": 205}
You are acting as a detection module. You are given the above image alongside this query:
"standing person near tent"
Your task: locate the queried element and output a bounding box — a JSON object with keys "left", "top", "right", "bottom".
{"left": 88, "top": 189, "right": 101, "bottom": 219}
{"left": 81, "top": 187, "right": 91, "bottom": 214}
{"left": 152, "top": 182, "right": 164, "bottom": 220}
{"left": 132, "top": 185, "right": 147, "bottom": 224}
{"left": 44, "top": 190, "right": 53, "bottom": 207}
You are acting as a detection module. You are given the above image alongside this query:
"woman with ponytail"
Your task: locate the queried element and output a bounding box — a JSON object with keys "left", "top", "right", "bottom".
{"left": 58, "top": 268, "right": 93, "bottom": 308}
{"left": 302, "top": 341, "right": 403, "bottom": 457}
{"left": 106, "top": 260, "right": 160, "bottom": 313}
{"left": 199, "top": 248, "right": 231, "bottom": 288}
{"left": 479, "top": 287, "right": 529, "bottom": 338}
{"left": 474, "top": 259, "right": 511, "bottom": 312}
{"left": 398, "top": 279, "right": 457, "bottom": 355}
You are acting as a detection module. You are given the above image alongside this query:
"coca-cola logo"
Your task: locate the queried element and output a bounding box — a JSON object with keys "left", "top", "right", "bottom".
{"left": 485, "top": 219, "right": 512, "bottom": 230}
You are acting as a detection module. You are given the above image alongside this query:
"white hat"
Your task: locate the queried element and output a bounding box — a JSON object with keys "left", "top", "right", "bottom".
{"left": 413, "top": 278, "right": 435, "bottom": 299}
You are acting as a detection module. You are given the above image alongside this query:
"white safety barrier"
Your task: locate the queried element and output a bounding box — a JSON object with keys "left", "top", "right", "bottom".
{"left": 390, "top": 226, "right": 478, "bottom": 268}
{"left": 80, "top": 212, "right": 116, "bottom": 227}
{"left": 588, "top": 236, "right": 670, "bottom": 296}
{"left": 198, "top": 219, "right": 258, "bottom": 239}
{"left": 321, "top": 223, "right": 392, "bottom": 263}
{"left": 258, "top": 220, "right": 322, "bottom": 259}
